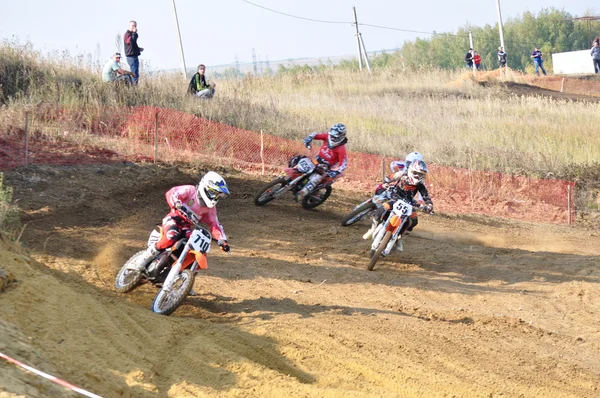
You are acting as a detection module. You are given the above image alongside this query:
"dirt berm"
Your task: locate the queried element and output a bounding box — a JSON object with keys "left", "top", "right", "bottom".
{"left": 1, "top": 163, "right": 599, "bottom": 397}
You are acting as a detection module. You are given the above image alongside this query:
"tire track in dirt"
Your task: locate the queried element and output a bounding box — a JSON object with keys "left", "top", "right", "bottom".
{"left": 2, "top": 163, "right": 600, "bottom": 397}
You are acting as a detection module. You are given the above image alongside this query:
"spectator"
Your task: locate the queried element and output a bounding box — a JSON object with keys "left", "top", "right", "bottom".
{"left": 473, "top": 51, "right": 482, "bottom": 70}
{"left": 531, "top": 47, "right": 547, "bottom": 76}
{"left": 123, "top": 20, "right": 144, "bottom": 85}
{"left": 188, "top": 64, "right": 216, "bottom": 98}
{"left": 498, "top": 47, "right": 507, "bottom": 68}
{"left": 465, "top": 48, "right": 473, "bottom": 69}
{"left": 102, "top": 53, "right": 134, "bottom": 84}
{"left": 592, "top": 42, "right": 600, "bottom": 73}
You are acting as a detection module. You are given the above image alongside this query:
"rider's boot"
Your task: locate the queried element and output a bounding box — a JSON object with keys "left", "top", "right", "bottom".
{"left": 296, "top": 174, "right": 323, "bottom": 201}
{"left": 396, "top": 239, "right": 404, "bottom": 252}
{"left": 363, "top": 217, "right": 378, "bottom": 240}
{"left": 132, "top": 244, "right": 160, "bottom": 272}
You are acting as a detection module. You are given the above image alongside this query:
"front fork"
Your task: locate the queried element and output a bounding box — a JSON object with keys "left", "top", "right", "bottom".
{"left": 371, "top": 216, "right": 407, "bottom": 254}
{"left": 161, "top": 242, "right": 191, "bottom": 291}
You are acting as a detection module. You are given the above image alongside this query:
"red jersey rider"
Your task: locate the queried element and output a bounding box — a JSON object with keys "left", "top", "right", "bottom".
{"left": 133, "top": 171, "right": 231, "bottom": 271}
{"left": 297, "top": 123, "right": 348, "bottom": 200}
{"left": 363, "top": 160, "right": 433, "bottom": 251}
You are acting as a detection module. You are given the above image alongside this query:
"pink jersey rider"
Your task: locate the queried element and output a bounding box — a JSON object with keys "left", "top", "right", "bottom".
{"left": 132, "top": 172, "right": 230, "bottom": 271}
{"left": 157, "top": 185, "right": 227, "bottom": 250}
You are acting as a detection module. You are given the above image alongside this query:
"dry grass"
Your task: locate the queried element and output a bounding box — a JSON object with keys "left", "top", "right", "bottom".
{"left": 2, "top": 41, "right": 600, "bottom": 179}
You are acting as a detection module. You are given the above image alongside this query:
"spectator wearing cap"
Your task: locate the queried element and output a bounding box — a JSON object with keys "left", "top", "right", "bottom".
{"left": 498, "top": 47, "right": 507, "bottom": 68}
{"left": 102, "top": 53, "right": 134, "bottom": 84}
{"left": 531, "top": 47, "right": 547, "bottom": 76}
{"left": 123, "top": 20, "right": 144, "bottom": 85}
{"left": 188, "top": 64, "right": 216, "bottom": 98}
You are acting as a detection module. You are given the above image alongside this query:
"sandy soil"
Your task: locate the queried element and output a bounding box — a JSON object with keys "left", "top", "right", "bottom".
{"left": 1, "top": 163, "right": 599, "bottom": 397}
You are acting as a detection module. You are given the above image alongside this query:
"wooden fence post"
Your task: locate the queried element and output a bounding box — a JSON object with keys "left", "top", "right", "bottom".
{"left": 24, "top": 112, "right": 30, "bottom": 166}
{"left": 154, "top": 111, "right": 159, "bottom": 164}
{"left": 260, "top": 130, "right": 265, "bottom": 175}
{"left": 567, "top": 185, "right": 572, "bottom": 225}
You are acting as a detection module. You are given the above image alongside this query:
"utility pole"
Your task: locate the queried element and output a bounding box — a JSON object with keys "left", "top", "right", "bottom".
{"left": 496, "top": 0, "right": 506, "bottom": 58}
{"left": 352, "top": 7, "right": 364, "bottom": 71}
{"left": 468, "top": 30, "right": 476, "bottom": 77}
{"left": 252, "top": 48, "right": 258, "bottom": 75}
{"left": 359, "top": 33, "right": 372, "bottom": 72}
{"left": 171, "top": 0, "right": 187, "bottom": 79}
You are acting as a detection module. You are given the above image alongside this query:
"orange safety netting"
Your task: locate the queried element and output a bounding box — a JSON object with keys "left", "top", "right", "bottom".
{"left": 2, "top": 106, "right": 576, "bottom": 224}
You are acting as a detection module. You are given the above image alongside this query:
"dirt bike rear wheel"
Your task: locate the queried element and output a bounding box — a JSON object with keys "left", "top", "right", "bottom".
{"left": 151, "top": 269, "right": 195, "bottom": 316}
{"left": 254, "top": 177, "right": 288, "bottom": 206}
{"left": 340, "top": 202, "right": 377, "bottom": 226}
{"left": 301, "top": 185, "right": 332, "bottom": 210}
{"left": 368, "top": 231, "right": 392, "bottom": 271}
{"left": 114, "top": 251, "right": 145, "bottom": 293}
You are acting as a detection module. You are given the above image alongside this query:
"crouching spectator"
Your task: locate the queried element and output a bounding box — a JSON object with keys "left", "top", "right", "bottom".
{"left": 188, "top": 64, "right": 215, "bottom": 98}
{"left": 102, "top": 53, "right": 134, "bottom": 84}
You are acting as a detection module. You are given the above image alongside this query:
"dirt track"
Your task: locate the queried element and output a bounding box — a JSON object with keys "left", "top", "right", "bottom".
{"left": 1, "top": 163, "right": 599, "bottom": 397}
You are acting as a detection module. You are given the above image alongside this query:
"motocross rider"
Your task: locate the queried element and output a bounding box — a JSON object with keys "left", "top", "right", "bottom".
{"left": 387, "top": 151, "right": 424, "bottom": 184}
{"left": 363, "top": 160, "right": 433, "bottom": 251}
{"left": 132, "top": 171, "right": 231, "bottom": 271}
{"left": 296, "top": 123, "right": 348, "bottom": 201}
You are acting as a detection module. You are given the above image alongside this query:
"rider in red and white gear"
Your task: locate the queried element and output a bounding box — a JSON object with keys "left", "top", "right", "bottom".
{"left": 132, "top": 171, "right": 231, "bottom": 270}
{"left": 296, "top": 123, "right": 348, "bottom": 200}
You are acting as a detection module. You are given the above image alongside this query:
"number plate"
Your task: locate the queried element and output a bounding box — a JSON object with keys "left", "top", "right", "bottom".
{"left": 393, "top": 199, "right": 412, "bottom": 216}
{"left": 190, "top": 228, "right": 212, "bottom": 254}
{"left": 297, "top": 158, "right": 316, "bottom": 173}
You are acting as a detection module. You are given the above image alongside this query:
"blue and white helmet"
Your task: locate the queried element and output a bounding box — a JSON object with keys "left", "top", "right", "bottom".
{"left": 197, "top": 171, "right": 230, "bottom": 208}
{"left": 328, "top": 123, "right": 347, "bottom": 148}
{"left": 405, "top": 151, "right": 424, "bottom": 167}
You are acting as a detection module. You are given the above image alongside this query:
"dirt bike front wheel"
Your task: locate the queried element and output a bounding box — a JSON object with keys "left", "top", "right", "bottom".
{"left": 254, "top": 177, "right": 288, "bottom": 206}
{"left": 114, "top": 250, "right": 145, "bottom": 293}
{"left": 151, "top": 269, "right": 195, "bottom": 316}
{"left": 301, "top": 185, "right": 332, "bottom": 210}
{"left": 340, "top": 202, "right": 377, "bottom": 226}
{"left": 368, "top": 231, "right": 392, "bottom": 271}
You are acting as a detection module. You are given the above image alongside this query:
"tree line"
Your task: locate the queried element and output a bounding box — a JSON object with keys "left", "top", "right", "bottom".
{"left": 370, "top": 8, "right": 599, "bottom": 73}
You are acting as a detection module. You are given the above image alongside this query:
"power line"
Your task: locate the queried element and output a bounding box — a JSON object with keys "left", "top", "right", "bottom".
{"left": 241, "top": 0, "right": 469, "bottom": 38}
{"left": 241, "top": 0, "right": 575, "bottom": 52}
{"left": 241, "top": 0, "right": 351, "bottom": 25}
{"left": 358, "top": 23, "right": 467, "bottom": 38}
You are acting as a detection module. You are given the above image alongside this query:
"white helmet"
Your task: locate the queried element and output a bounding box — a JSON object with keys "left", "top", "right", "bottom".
{"left": 328, "top": 123, "right": 347, "bottom": 148}
{"left": 197, "top": 171, "right": 230, "bottom": 208}
{"left": 406, "top": 160, "right": 428, "bottom": 185}
{"left": 405, "top": 151, "right": 424, "bottom": 166}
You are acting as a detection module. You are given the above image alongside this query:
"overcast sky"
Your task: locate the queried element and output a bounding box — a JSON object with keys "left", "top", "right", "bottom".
{"left": 1, "top": 0, "right": 594, "bottom": 70}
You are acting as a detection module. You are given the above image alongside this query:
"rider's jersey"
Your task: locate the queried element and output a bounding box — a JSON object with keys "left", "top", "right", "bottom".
{"left": 313, "top": 133, "right": 347, "bottom": 174}
{"left": 392, "top": 174, "right": 432, "bottom": 205}
{"left": 165, "top": 185, "right": 227, "bottom": 241}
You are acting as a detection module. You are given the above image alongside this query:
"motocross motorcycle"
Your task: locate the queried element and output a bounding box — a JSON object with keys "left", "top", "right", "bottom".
{"left": 114, "top": 221, "right": 216, "bottom": 315}
{"left": 254, "top": 155, "right": 333, "bottom": 210}
{"left": 340, "top": 183, "right": 390, "bottom": 227}
{"left": 367, "top": 197, "right": 430, "bottom": 271}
